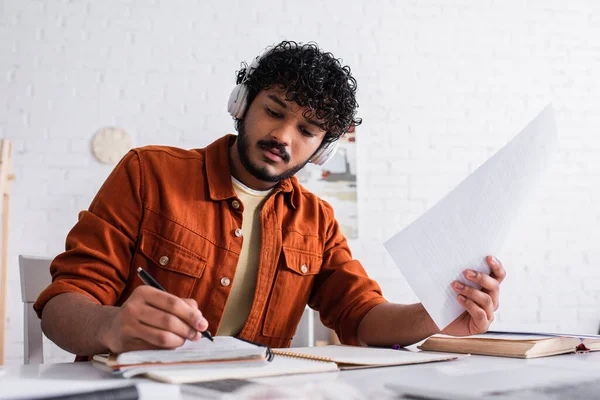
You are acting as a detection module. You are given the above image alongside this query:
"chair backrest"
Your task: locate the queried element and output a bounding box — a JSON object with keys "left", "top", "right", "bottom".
{"left": 19, "top": 255, "right": 53, "bottom": 364}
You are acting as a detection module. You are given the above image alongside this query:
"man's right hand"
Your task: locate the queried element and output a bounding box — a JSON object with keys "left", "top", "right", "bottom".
{"left": 100, "top": 285, "right": 209, "bottom": 353}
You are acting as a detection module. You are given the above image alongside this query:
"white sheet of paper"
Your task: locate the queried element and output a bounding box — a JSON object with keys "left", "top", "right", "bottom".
{"left": 116, "top": 336, "right": 264, "bottom": 364}
{"left": 384, "top": 105, "right": 558, "bottom": 329}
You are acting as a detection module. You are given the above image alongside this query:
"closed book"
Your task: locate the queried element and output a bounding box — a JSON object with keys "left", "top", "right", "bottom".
{"left": 1, "top": 382, "right": 138, "bottom": 400}
{"left": 419, "top": 332, "right": 600, "bottom": 359}
{"left": 36, "top": 385, "right": 138, "bottom": 400}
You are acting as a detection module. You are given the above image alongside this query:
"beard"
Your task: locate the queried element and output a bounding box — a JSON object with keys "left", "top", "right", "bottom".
{"left": 237, "top": 119, "right": 311, "bottom": 183}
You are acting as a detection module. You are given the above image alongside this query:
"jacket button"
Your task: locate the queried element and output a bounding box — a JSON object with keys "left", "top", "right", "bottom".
{"left": 220, "top": 277, "right": 231, "bottom": 287}
{"left": 300, "top": 264, "right": 308, "bottom": 274}
{"left": 159, "top": 256, "right": 170, "bottom": 266}
{"left": 234, "top": 228, "right": 243, "bottom": 237}
{"left": 231, "top": 199, "right": 240, "bottom": 209}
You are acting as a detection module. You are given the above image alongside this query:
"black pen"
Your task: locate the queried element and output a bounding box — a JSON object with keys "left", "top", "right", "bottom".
{"left": 137, "top": 266, "right": 215, "bottom": 342}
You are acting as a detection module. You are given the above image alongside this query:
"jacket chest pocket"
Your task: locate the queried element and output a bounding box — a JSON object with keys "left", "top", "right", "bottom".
{"left": 134, "top": 230, "right": 207, "bottom": 298}
{"left": 262, "top": 247, "right": 322, "bottom": 339}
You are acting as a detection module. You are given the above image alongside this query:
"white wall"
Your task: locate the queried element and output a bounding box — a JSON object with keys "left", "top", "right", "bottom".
{"left": 2, "top": 0, "right": 600, "bottom": 364}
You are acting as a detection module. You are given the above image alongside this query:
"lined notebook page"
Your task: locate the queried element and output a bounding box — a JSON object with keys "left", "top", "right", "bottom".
{"left": 275, "top": 345, "right": 458, "bottom": 366}
{"left": 384, "top": 105, "right": 558, "bottom": 329}
{"left": 116, "top": 336, "right": 265, "bottom": 364}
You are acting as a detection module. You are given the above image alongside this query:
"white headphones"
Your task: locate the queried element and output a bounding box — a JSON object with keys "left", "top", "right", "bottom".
{"left": 227, "top": 48, "right": 342, "bottom": 166}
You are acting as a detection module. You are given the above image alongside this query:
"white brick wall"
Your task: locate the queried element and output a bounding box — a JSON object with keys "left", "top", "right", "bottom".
{"left": 2, "top": 0, "right": 600, "bottom": 364}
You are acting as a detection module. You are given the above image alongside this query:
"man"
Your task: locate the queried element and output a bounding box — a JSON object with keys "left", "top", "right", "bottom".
{"left": 35, "top": 41, "right": 506, "bottom": 358}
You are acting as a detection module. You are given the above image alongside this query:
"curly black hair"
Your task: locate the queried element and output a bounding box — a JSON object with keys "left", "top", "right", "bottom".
{"left": 234, "top": 41, "right": 362, "bottom": 143}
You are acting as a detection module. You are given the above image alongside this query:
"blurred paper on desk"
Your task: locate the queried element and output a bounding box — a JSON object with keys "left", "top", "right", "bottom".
{"left": 384, "top": 105, "right": 557, "bottom": 330}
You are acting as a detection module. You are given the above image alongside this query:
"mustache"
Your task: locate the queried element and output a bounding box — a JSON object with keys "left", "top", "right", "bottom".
{"left": 257, "top": 140, "right": 290, "bottom": 162}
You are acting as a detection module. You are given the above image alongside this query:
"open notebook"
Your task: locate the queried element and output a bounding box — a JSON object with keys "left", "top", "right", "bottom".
{"left": 419, "top": 332, "right": 600, "bottom": 359}
{"left": 273, "top": 345, "right": 461, "bottom": 370}
{"left": 92, "top": 336, "right": 273, "bottom": 373}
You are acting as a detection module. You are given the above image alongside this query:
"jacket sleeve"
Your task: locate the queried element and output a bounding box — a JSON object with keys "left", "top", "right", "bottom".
{"left": 308, "top": 202, "right": 388, "bottom": 345}
{"left": 34, "top": 150, "right": 144, "bottom": 317}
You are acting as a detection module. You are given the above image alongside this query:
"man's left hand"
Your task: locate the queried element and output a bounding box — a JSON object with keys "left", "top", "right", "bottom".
{"left": 442, "top": 255, "right": 506, "bottom": 336}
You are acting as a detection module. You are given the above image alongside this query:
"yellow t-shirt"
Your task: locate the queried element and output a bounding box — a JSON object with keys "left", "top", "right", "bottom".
{"left": 216, "top": 177, "right": 271, "bottom": 336}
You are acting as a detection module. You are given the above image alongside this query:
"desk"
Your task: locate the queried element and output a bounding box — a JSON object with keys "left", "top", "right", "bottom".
{"left": 2, "top": 352, "right": 600, "bottom": 399}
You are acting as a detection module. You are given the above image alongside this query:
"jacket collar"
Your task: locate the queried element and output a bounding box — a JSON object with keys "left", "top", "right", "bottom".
{"left": 204, "top": 134, "right": 297, "bottom": 209}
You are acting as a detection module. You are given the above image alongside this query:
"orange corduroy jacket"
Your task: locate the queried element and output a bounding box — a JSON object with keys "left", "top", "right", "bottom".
{"left": 34, "top": 134, "right": 387, "bottom": 355}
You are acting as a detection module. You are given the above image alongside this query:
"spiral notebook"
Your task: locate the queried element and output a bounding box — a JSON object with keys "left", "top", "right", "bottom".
{"left": 273, "top": 345, "right": 461, "bottom": 370}
{"left": 99, "top": 344, "right": 459, "bottom": 384}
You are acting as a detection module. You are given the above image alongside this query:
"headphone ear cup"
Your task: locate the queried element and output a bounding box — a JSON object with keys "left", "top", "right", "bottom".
{"left": 227, "top": 84, "right": 249, "bottom": 119}
{"left": 310, "top": 139, "right": 341, "bottom": 166}
{"left": 228, "top": 57, "right": 260, "bottom": 119}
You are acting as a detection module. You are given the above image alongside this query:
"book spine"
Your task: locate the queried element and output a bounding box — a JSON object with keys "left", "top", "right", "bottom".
{"left": 37, "top": 385, "right": 139, "bottom": 400}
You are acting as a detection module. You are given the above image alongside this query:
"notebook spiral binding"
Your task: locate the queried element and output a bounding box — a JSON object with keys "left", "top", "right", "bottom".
{"left": 265, "top": 347, "right": 275, "bottom": 361}
{"left": 272, "top": 350, "right": 332, "bottom": 363}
